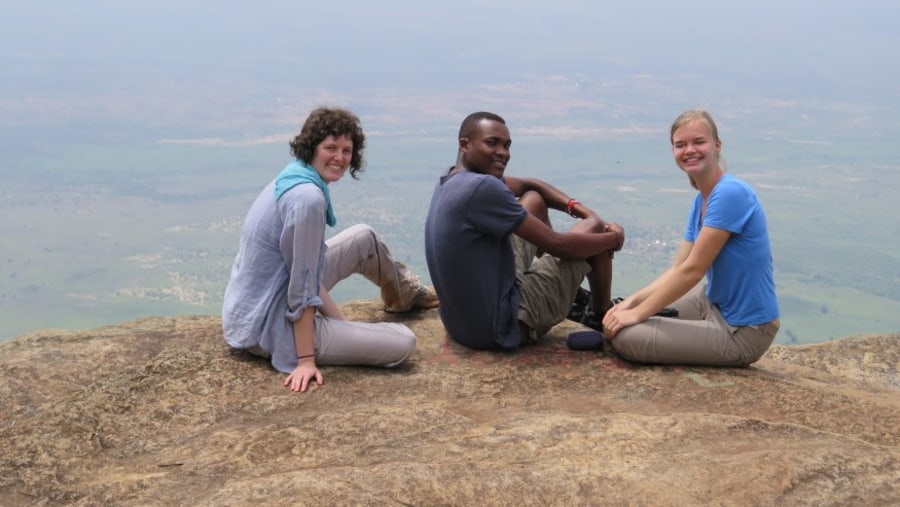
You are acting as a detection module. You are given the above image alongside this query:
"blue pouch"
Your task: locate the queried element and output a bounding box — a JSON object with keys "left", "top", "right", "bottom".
{"left": 566, "top": 330, "right": 604, "bottom": 350}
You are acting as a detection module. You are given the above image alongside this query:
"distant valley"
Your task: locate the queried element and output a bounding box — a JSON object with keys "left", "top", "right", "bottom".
{"left": 2, "top": 74, "right": 898, "bottom": 344}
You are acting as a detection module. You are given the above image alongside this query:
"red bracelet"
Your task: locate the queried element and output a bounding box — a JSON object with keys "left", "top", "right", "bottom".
{"left": 297, "top": 353, "right": 316, "bottom": 360}
{"left": 566, "top": 198, "right": 580, "bottom": 218}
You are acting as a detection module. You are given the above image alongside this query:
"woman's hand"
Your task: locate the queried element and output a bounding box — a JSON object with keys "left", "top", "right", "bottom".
{"left": 603, "top": 307, "right": 641, "bottom": 338}
{"left": 610, "top": 295, "right": 637, "bottom": 313}
{"left": 284, "top": 359, "right": 323, "bottom": 393}
{"left": 602, "top": 300, "right": 643, "bottom": 339}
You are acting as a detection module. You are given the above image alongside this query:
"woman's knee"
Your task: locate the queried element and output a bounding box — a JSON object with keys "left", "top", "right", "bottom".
{"left": 384, "top": 327, "right": 416, "bottom": 367}
{"left": 336, "top": 223, "right": 380, "bottom": 257}
{"left": 344, "top": 223, "right": 377, "bottom": 243}
{"left": 738, "top": 336, "right": 775, "bottom": 366}
{"left": 401, "top": 332, "right": 416, "bottom": 356}
{"left": 608, "top": 332, "right": 642, "bottom": 362}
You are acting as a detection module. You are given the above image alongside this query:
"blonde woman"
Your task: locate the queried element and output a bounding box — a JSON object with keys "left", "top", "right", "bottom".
{"left": 603, "top": 110, "right": 779, "bottom": 366}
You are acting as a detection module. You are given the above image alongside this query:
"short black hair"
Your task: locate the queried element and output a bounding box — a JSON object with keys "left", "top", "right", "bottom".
{"left": 458, "top": 111, "right": 506, "bottom": 139}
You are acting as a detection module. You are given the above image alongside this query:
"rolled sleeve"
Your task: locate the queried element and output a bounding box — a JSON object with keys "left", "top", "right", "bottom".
{"left": 278, "top": 185, "right": 327, "bottom": 321}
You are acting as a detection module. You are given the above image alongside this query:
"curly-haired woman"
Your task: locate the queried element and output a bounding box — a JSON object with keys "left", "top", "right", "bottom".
{"left": 223, "top": 107, "right": 437, "bottom": 392}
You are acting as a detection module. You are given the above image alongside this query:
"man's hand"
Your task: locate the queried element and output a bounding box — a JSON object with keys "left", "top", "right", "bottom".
{"left": 606, "top": 222, "right": 625, "bottom": 251}
{"left": 573, "top": 203, "right": 600, "bottom": 220}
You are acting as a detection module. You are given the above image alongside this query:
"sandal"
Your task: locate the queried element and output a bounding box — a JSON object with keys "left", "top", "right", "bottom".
{"left": 566, "top": 287, "right": 592, "bottom": 323}
{"left": 580, "top": 306, "right": 604, "bottom": 332}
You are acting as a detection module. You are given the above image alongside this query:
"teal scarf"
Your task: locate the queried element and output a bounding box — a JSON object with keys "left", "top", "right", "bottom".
{"left": 273, "top": 160, "right": 336, "bottom": 227}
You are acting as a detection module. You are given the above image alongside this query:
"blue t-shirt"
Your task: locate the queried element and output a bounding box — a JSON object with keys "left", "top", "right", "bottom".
{"left": 684, "top": 173, "right": 779, "bottom": 326}
{"left": 424, "top": 169, "right": 528, "bottom": 349}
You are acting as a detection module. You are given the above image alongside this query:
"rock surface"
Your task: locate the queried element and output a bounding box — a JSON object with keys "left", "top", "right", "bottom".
{"left": 1, "top": 301, "right": 898, "bottom": 506}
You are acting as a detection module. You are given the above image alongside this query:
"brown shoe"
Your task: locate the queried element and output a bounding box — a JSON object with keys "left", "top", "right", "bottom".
{"left": 384, "top": 284, "right": 439, "bottom": 313}
{"left": 411, "top": 284, "right": 439, "bottom": 310}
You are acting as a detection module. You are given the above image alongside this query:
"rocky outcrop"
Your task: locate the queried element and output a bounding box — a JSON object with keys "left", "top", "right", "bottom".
{"left": 1, "top": 301, "right": 898, "bottom": 506}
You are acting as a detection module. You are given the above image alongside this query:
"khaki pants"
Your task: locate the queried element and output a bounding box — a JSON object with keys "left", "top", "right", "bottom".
{"left": 309, "top": 224, "right": 419, "bottom": 367}
{"left": 315, "top": 224, "right": 419, "bottom": 367}
{"left": 244, "top": 224, "right": 419, "bottom": 370}
{"left": 322, "top": 224, "right": 422, "bottom": 312}
{"left": 312, "top": 316, "right": 414, "bottom": 367}
{"left": 512, "top": 235, "right": 592, "bottom": 343}
{"left": 610, "top": 284, "right": 779, "bottom": 367}
{"left": 251, "top": 316, "right": 415, "bottom": 369}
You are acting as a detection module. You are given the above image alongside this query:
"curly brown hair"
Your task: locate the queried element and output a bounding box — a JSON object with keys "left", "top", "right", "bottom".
{"left": 289, "top": 107, "right": 366, "bottom": 179}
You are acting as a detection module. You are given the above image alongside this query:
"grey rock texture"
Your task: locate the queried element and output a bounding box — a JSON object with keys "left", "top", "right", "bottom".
{"left": 1, "top": 301, "right": 898, "bottom": 506}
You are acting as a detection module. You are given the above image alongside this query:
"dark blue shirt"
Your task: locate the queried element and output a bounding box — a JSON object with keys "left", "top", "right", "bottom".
{"left": 424, "top": 169, "right": 528, "bottom": 349}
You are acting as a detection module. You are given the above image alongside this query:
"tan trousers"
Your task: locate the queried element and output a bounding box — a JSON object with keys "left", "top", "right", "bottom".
{"left": 609, "top": 284, "right": 779, "bottom": 367}
{"left": 315, "top": 224, "right": 419, "bottom": 366}
{"left": 322, "top": 224, "right": 422, "bottom": 312}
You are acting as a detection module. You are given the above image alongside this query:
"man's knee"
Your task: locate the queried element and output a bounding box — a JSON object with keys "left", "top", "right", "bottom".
{"left": 519, "top": 191, "right": 548, "bottom": 218}
{"left": 571, "top": 216, "right": 606, "bottom": 234}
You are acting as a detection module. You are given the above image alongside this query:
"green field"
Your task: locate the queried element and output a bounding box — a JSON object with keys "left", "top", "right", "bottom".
{"left": 2, "top": 113, "right": 898, "bottom": 345}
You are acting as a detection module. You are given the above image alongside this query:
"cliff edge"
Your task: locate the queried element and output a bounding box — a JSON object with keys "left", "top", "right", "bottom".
{"left": 1, "top": 301, "right": 898, "bottom": 506}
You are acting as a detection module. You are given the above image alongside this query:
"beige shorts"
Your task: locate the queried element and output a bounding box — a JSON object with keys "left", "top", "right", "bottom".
{"left": 512, "top": 235, "right": 591, "bottom": 343}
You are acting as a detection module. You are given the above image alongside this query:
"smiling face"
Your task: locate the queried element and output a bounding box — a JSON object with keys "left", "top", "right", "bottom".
{"left": 311, "top": 134, "right": 354, "bottom": 184}
{"left": 671, "top": 119, "right": 721, "bottom": 181}
{"left": 460, "top": 119, "right": 511, "bottom": 178}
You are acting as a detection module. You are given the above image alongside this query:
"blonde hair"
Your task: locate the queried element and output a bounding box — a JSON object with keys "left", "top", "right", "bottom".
{"left": 669, "top": 109, "right": 722, "bottom": 189}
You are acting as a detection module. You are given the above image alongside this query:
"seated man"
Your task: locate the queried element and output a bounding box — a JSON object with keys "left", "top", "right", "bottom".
{"left": 424, "top": 111, "right": 624, "bottom": 350}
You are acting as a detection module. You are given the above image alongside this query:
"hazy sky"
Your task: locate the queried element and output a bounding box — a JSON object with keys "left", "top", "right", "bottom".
{"left": 2, "top": 1, "right": 897, "bottom": 98}
{"left": 1, "top": 0, "right": 896, "bottom": 156}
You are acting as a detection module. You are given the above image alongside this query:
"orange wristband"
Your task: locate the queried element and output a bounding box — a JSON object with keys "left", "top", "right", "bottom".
{"left": 566, "top": 199, "right": 580, "bottom": 217}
